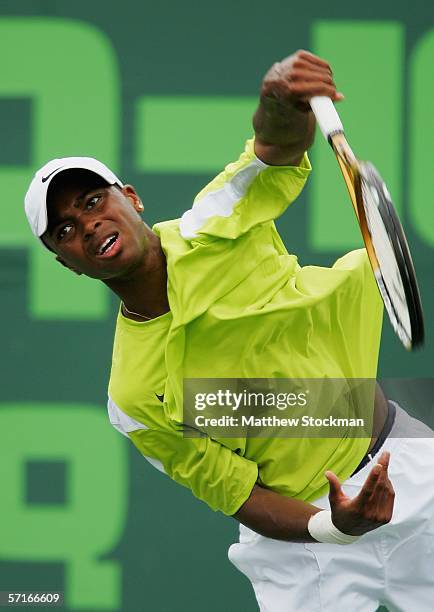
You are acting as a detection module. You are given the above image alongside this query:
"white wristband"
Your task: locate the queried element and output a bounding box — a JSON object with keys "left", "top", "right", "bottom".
{"left": 308, "top": 510, "right": 360, "bottom": 545}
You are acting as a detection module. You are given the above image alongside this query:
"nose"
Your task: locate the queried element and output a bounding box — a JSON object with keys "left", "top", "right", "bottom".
{"left": 83, "top": 219, "right": 102, "bottom": 241}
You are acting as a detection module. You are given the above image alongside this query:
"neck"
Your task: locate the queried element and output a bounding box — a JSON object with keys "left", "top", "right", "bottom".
{"left": 104, "top": 229, "right": 170, "bottom": 321}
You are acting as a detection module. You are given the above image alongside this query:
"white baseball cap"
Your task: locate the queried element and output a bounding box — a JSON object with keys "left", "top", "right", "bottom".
{"left": 24, "top": 156, "right": 124, "bottom": 239}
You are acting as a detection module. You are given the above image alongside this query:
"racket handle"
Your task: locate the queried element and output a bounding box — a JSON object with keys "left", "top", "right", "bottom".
{"left": 310, "top": 96, "right": 344, "bottom": 142}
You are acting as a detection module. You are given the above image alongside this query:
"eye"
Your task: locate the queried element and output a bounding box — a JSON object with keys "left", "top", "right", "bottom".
{"left": 85, "top": 194, "right": 102, "bottom": 210}
{"left": 57, "top": 224, "right": 72, "bottom": 241}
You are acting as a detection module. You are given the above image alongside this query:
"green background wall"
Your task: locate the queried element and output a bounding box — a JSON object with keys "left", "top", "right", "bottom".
{"left": 0, "top": 1, "right": 432, "bottom": 610}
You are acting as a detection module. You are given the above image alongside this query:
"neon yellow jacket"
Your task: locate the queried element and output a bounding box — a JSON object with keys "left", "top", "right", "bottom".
{"left": 108, "top": 139, "right": 383, "bottom": 515}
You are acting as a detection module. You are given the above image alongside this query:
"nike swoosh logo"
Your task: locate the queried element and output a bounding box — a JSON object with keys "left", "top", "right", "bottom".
{"left": 41, "top": 167, "right": 62, "bottom": 183}
{"left": 155, "top": 393, "right": 164, "bottom": 403}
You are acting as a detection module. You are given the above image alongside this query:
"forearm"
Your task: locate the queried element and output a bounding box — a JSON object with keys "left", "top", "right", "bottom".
{"left": 233, "top": 483, "right": 321, "bottom": 542}
{"left": 253, "top": 97, "right": 315, "bottom": 166}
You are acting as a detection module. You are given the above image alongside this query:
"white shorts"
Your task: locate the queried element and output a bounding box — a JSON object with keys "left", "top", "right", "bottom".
{"left": 228, "top": 404, "right": 434, "bottom": 612}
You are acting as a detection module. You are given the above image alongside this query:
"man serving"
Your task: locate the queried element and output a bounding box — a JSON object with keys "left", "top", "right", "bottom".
{"left": 24, "top": 51, "right": 434, "bottom": 611}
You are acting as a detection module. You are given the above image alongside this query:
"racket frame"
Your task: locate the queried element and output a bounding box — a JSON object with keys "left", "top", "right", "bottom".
{"left": 328, "top": 132, "right": 424, "bottom": 349}
{"left": 329, "top": 133, "right": 381, "bottom": 273}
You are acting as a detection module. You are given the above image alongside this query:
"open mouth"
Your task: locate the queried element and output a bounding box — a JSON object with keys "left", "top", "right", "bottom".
{"left": 96, "top": 232, "right": 120, "bottom": 257}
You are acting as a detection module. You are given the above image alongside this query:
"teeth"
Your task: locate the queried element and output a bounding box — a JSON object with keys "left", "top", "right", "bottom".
{"left": 99, "top": 234, "right": 117, "bottom": 254}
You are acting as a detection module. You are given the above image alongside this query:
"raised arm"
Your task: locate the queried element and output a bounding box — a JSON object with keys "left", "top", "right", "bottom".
{"left": 253, "top": 50, "right": 344, "bottom": 166}
{"left": 234, "top": 451, "right": 395, "bottom": 543}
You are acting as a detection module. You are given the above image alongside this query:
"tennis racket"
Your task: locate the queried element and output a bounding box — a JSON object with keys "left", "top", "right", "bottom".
{"left": 310, "top": 96, "right": 424, "bottom": 350}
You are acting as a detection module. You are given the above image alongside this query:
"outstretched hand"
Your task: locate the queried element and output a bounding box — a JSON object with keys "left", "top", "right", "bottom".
{"left": 326, "top": 451, "right": 395, "bottom": 537}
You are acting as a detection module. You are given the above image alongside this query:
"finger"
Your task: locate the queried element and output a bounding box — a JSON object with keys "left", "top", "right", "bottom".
{"left": 291, "top": 59, "right": 334, "bottom": 79}
{"left": 377, "top": 480, "right": 395, "bottom": 512}
{"left": 385, "top": 483, "right": 396, "bottom": 516}
{"left": 374, "top": 463, "right": 388, "bottom": 492}
{"left": 325, "top": 470, "right": 346, "bottom": 502}
{"left": 278, "top": 52, "right": 333, "bottom": 78}
{"left": 356, "top": 462, "right": 383, "bottom": 501}
{"left": 292, "top": 89, "right": 344, "bottom": 104}
{"left": 367, "top": 453, "right": 391, "bottom": 499}
{"left": 295, "top": 50, "right": 332, "bottom": 71}
{"left": 297, "top": 93, "right": 344, "bottom": 105}
{"left": 290, "top": 73, "right": 343, "bottom": 101}
{"left": 365, "top": 462, "right": 395, "bottom": 518}
{"left": 377, "top": 451, "right": 391, "bottom": 471}
{"left": 289, "top": 69, "right": 335, "bottom": 87}
{"left": 291, "top": 49, "right": 330, "bottom": 69}
{"left": 373, "top": 467, "right": 394, "bottom": 505}
{"left": 291, "top": 56, "right": 331, "bottom": 70}
{"left": 287, "top": 81, "right": 340, "bottom": 98}
{"left": 374, "top": 479, "right": 395, "bottom": 523}
{"left": 369, "top": 467, "right": 388, "bottom": 507}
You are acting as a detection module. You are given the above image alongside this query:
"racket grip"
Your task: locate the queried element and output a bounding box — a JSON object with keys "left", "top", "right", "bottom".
{"left": 310, "top": 96, "right": 344, "bottom": 142}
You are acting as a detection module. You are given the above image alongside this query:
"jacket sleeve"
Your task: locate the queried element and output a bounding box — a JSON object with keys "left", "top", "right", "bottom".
{"left": 179, "top": 137, "right": 311, "bottom": 242}
{"left": 108, "top": 395, "right": 258, "bottom": 516}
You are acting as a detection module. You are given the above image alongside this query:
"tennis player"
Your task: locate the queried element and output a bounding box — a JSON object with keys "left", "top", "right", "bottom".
{"left": 24, "top": 50, "right": 434, "bottom": 611}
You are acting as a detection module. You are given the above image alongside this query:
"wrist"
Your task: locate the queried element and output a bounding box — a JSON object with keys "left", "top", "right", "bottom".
{"left": 307, "top": 510, "right": 361, "bottom": 545}
{"left": 253, "top": 100, "right": 315, "bottom": 153}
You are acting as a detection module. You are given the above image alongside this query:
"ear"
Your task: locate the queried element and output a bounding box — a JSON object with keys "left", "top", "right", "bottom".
{"left": 55, "top": 256, "right": 82, "bottom": 276}
{"left": 122, "top": 184, "right": 144, "bottom": 213}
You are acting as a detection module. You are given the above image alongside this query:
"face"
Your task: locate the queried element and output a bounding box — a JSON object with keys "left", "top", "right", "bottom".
{"left": 42, "top": 169, "right": 149, "bottom": 280}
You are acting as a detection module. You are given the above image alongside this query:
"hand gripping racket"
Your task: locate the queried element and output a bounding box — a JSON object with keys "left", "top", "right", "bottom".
{"left": 310, "top": 96, "right": 424, "bottom": 350}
